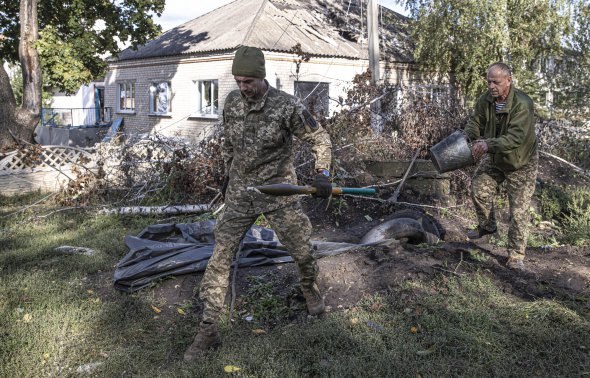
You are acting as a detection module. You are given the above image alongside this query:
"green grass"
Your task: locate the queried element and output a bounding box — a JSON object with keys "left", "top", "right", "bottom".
{"left": 1, "top": 193, "right": 589, "bottom": 377}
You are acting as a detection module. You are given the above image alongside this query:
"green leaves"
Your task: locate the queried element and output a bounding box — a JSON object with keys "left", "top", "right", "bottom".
{"left": 403, "top": 0, "right": 583, "bottom": 107}
{"left": 1, "top": 0, "right": 164, "bottom": 92}
{"left": 36, "top": 26, "right": 93, "bottom": 94}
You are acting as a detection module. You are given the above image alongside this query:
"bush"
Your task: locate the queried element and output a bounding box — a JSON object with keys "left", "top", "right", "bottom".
{"left": 535, "top": 183, "right": 572, "bottom": 220}
{"left": 559, "top": 188, "right": 590, "bottom": 246}
{"left": 537, "top": 120, "right": 590, "bottom": 170}
{"left": 535, "top": 183, "right": 590, "bottom": 246}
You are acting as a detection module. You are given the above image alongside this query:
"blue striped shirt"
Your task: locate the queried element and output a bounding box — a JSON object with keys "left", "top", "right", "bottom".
{"left": 495, "top": 102, "right": 506, "bottom": 112}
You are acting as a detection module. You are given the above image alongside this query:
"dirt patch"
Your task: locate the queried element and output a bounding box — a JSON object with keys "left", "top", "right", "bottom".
{"left": 149, "top": 153, "right": 590, "bottom": 322}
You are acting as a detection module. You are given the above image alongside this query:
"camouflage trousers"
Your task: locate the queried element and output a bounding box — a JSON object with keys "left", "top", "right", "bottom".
{"left": 471, "top": 152, "right": 538, "bottom": 259}
{"left": 199, "top": 202, "right": 318, "bottom": 325}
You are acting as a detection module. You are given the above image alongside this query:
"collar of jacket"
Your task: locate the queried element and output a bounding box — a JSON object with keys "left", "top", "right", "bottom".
{"left": 484, "top": 85, "right": 515, "bottom": 115}
{"left": 240, "top": 79, "right": 272, "bottom": 112}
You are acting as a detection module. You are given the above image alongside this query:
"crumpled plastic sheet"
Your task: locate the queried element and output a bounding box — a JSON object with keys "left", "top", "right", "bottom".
{"left": 113, "top": 220, "right": 365, "bottom": 292}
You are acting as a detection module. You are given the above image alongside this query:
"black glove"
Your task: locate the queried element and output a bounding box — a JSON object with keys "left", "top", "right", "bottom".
{"left": 311, "top": 173, "right": 332, "bottom": 198}
{"left": 221, "top": 176, "right": 229, "bottom": 198}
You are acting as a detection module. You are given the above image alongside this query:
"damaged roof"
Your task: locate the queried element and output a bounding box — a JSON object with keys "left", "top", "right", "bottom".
{"left": 115, "top": 0, "right": 413, "bottom": 62}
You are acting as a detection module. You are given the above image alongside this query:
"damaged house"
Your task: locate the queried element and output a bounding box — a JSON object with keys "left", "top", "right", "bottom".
{"left": 105, "top": 0, "right": 422, "bottom": 141}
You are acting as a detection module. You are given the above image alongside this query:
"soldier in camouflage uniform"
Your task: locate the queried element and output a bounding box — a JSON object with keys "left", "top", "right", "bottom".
{"left": 184, "top": 46, "right": 332, "bottom": 362}
{"left": 464, "top": 62, "right": 538, "bottom": 271}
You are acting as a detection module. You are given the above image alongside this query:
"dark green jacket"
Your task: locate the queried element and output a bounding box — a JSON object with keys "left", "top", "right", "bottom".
{"left": 465, "top": 86, "right": 537, "bottom": 172}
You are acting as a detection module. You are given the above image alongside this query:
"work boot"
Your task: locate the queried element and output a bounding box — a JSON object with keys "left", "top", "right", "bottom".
{"left": 183, "top": 323, "right": 221, "bottom": 362}
{"left": 301, "top": 283, "right": 325, "bottom": 315}
{"left": 467, "top": 226, "right": 497, "bottom": 240}
{"left": 506, "top": 257, "right": 526, "bottom": 271}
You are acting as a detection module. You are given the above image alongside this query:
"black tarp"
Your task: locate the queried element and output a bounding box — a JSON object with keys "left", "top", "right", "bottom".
{"left": 114, "top": 220, "right": 364, "bottom": 292}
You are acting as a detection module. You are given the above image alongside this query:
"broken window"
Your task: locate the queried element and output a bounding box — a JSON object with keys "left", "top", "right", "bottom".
{"left": 149, "top": 81, "right": 171, "bottom": 115}
{"left": 118, "top": 82, "right": 135, "bottom": 112}
{"left": 407, "top": 84, "right": 450, "bottom": 104}
{"left": 193, "top": 79, "right": 219, "bottom": 117}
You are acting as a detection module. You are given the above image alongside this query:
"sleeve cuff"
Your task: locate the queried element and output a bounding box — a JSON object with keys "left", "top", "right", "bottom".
{"left": 317, "top": 169, "right": 330, "bottom": 177}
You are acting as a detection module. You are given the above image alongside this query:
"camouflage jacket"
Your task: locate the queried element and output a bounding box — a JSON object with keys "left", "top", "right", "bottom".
{"left": 465, "top": 86, "right": 538, "bottom": 172}
{"left": 222, "top": 82, "right": 332, "bottom": 214}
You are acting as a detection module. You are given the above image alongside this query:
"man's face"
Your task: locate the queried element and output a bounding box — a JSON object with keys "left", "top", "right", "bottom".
{"left": 486, "top": 67, "right": 512, "bottom": 101}
{"left": 234, "top": 76, "right": 266, "bottom": 99}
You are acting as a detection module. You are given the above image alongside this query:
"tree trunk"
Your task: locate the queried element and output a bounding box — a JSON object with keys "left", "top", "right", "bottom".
{"left": 0, "top": 0, "right": 42, "bottom": 151}
{"left": 19, "top": 0, "right": 42, "bottom": 115}
{"left": 0, "top": 63, "right": 20, "bottom": 151}
{"left": 0, "top": 63, "right": 37, "bottom": 151}
{"left": 447, "top": 58, "right": 464, "bottom": 109}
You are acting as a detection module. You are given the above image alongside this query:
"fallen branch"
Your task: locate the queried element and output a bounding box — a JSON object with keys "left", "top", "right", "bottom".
{"left": 433, "top": 266, "right": 462, "bottom": 276}
{"left": 366, "top": 178, "right": 402, "bottom": 188}
{"left": 540, "top": 151, "right": 590, "bottom": 179}
{"left": 342, "top": 194, "right": 471, "bottom": 222}
{"left": 388, "top": 148, "right": 421, "bottom": 203}
{"left": 454, "top": 251, "right": 464, "bottom": 273}
{"left": 99, "top": 204, "right": 211, "bottom": 215}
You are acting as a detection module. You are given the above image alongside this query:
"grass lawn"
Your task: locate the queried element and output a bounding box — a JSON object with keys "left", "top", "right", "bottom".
{"left": 1, "top": 193, "right": 589, "bottom": 377}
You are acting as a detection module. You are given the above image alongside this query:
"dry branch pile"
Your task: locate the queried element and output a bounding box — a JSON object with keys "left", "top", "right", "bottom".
{"left": 57, "top": 127, "right": 224, "bottom": 207}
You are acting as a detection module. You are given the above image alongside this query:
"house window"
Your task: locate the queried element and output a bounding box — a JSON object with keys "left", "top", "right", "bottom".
{"left": 193, "top": 80, "right": 219, "bottom": 117}
{"left": 118, "top": 82, "right": 135, "bottom": 112}
{"left": 294, "top": 81, "right": 329, "bottom": 118}
{"left": 149, "top": 81, "right": 171, "bottom": 115}
{"left": 407, "top": 84, "right": 451, "bottom": 105}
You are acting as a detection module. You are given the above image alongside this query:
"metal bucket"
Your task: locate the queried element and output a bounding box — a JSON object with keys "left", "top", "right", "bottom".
{"left": 429, "top": 130, "right": 475, "bottom": 173}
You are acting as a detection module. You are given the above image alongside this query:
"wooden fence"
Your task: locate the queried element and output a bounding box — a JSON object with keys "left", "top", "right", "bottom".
{"left": 0, "top": 146, "right": 96, "bottom": 196}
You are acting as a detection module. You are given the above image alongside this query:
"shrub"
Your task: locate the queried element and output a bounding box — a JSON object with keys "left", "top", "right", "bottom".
{"left": 535, "top": 183, "right": 571, "bottom": 220}
{"left": 535, "top": 183, "right": 590, "bottom": 246}
{"left": 537, "top": 120, "right": 590, "bottom": 170}
{"left": 559, "top": 188, "right": 590, "bottom": 246}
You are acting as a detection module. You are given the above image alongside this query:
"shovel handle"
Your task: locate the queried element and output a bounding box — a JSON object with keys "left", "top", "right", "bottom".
{"left": 252, "top": 184, "right": 377, "bottom": 196}
{"left": 332, "top": 187, "right": 377, "bottom": 195}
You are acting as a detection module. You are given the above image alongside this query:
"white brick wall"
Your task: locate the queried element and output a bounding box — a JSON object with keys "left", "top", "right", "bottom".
{"left": 105, "top": 51, "right": 413, "bottom": 142}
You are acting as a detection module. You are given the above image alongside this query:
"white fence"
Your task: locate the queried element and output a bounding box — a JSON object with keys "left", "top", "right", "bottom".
{"left": 0, "top": 146, "right": 96, "bottom": 196}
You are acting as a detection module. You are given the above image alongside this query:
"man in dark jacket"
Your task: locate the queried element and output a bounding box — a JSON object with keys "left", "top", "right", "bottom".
{"left": 464, "top": 62, "right": 538, "bottom": 271}
{"left": 183, "top": 46, "right": 333, "bottom": 362}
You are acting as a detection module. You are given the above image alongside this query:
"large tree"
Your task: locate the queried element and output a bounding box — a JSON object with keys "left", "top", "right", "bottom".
{"left": 549, "top": 1, "right": 590, "bottom": 120}
{"left": 0, "top": 0, "right": 165, "bottom": 150}
{"left": 400, "top": 0, "right": 581, "bottom": 108}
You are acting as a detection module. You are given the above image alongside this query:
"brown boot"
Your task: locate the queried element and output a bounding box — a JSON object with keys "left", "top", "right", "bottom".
{"left": 301, "top": 283, "right": 325, "bottom": 315}
{"left": 183, "top": 323, "right": 221, "bottom": 362}
{"left": 506, "top": 257, "right": 526, "bottom": 271}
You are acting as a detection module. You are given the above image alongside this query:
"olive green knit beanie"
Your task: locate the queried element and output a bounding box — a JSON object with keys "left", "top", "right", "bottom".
{"left": 231, "top": 46, "right": 266, "bottom": 78}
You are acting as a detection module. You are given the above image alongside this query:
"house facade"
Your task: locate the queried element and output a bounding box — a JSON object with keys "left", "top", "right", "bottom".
{"left": 105, "top": 0, "right": 418, "bottom": 142}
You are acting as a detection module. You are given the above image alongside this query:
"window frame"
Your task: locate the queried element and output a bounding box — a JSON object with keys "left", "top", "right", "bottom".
{"left": 117, "top": 81, "right": 136, "bottom": 113}
{"left": 191, "top": 79, "right": 219, "bottom": 119}
{"left": 408, "top": 84, "right": 451, "bottom": 104}
{"left": 149, "top": 81, "right": 172, "bottom": 116}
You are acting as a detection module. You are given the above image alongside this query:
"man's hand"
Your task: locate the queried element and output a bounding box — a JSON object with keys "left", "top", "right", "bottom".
{"left": 471, "top": 140, "right": 488, "bottom": 159}
{"left": 311, "top": 173, "right": 332, "bottom": 198}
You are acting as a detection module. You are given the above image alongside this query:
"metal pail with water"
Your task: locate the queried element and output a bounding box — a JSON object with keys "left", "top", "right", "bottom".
{"left": 429, "top": 130, "right": 475, "bottom": 173}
